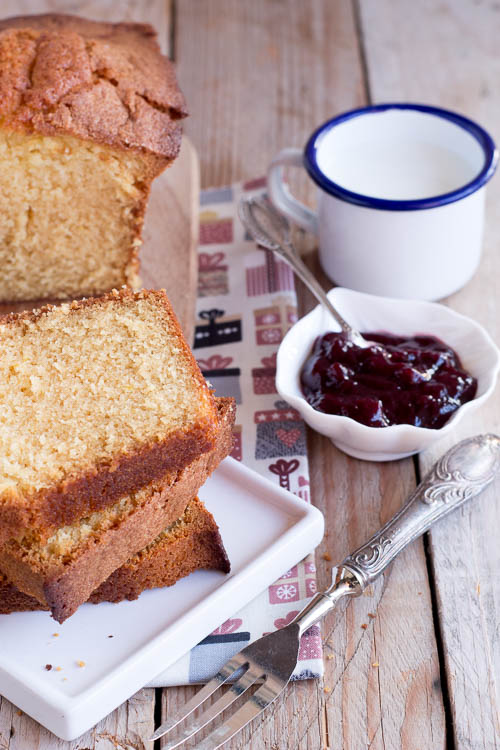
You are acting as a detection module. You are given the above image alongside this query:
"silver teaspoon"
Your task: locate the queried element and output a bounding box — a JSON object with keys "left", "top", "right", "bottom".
{"left": 238, "top": 194, "right": 372, "bottom": 348}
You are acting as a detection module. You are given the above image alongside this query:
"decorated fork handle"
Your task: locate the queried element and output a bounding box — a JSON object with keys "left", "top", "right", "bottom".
{"left": 340, "top": 433, "right": 500, "bottom": 592}
{"left": 291, "top": 434, "right": 500, "bottom": 635}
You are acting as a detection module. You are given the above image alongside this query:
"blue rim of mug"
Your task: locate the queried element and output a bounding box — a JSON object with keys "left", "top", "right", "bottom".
{"left": 303, "top": 103, "right": 498, "bottom": 211}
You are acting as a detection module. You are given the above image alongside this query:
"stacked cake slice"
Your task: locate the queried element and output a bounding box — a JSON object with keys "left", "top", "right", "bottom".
{"left": 0, "top": 288, "right": 234, "bottom": 622}
{"left": 0, "top": 497, "right": 230, "bottom": 614}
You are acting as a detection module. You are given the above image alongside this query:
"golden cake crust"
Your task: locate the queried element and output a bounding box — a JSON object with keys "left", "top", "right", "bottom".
{"left": 0, "top": 498, "right": 230, "bottom": 614}
{"left": 0, "top": 398, "right": 235, "bottom": 622}
{"left": 0, "top": 13, "right": 187, "bottom": 162}
{"left": 90, "top": 496, "right": 230, "bottom": 603}
{"left": 0, "top": 288, "right": 219, "bottom": 543}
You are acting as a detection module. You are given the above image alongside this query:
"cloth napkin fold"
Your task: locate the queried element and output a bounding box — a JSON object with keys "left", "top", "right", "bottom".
{"left": 148, "top": 178, "right": 323, "bottom": 687}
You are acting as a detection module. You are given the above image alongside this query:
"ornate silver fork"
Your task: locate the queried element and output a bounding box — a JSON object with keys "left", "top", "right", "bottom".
{"left": 150, "top": 434, "right": 500, "bottom": 749}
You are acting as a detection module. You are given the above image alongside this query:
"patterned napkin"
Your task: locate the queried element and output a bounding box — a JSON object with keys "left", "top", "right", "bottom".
{"left": 147, "top": 178, "right": 323, "bottom": 686}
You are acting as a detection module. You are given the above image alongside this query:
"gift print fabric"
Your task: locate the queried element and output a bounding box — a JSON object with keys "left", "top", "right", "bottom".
{"left": 148, "top": 179, "right": 323, "bottom": 687}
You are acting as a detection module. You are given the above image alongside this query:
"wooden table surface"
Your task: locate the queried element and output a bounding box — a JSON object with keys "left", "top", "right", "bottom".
{"left": 1, "top": 2, "right": 499, "bottom": 749}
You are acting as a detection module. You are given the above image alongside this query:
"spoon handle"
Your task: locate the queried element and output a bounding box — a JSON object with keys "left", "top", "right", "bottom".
{"left": 239, "top": 196, "right": 370, "bottom": 346}
{"left": 272, "top": 240, "right": 350, "bottom": 327}
{"left": 245, "top": 209, "right": 354, "bottom": 335}
{"left": 270, "top": 240, "right": 369, "bottom": 346}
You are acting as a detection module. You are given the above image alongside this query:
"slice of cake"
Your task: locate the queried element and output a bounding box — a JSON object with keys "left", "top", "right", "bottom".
{"left": 0, "top": 13, "right": 187, "bottom": 302}
{"left": 0, "top": 288, "right": 219, "bottom": 544}
{"left": 0, "top": 497, "right": 230, "bottom": 614}
{"left": 0, "top": 397, "right": 235, "bottom": 623}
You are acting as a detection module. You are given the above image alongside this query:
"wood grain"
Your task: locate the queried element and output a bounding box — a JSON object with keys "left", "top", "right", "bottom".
{"left": 359, "top": 1, "right": 500, "bottom": 746}
{"left": 140, "top": 136, "right": 199, "bottom": 341}
{"left": 171, "top": 2, "right": 446, "bottom": 749}
{"left": 0, "top": 688, "right": 154, "bottom": 750}
{"left": 175, "top": 0, "right": 366, "bottom": 195}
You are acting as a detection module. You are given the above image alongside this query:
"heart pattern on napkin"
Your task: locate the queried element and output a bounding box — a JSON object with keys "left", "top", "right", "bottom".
{"left": 276, "top": 428, "right": 301, "bottom": 448}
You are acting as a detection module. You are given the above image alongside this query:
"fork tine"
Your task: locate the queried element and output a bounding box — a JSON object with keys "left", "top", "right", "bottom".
{"left": 158, "top": 665, "right": 265, "bottom": 750}
{"left": 194, "top": 677, "right": 282, "bottom": 750}
{"left": 148, "top": 655, "right": 246, "bottom": 741}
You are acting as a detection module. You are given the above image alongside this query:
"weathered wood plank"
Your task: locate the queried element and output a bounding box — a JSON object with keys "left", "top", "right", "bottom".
{"left": 359, "top": 0, "right": 500, "bottom": 746}
{"left": 161, "top": 680, "right": 325, "bottom": 750}
{"left": 175, "top": 0, "right": 365, "bottom": 193}
{"left": 305, "top": 383, "right": 445, "bottom": 750}
{"left": 140, "top": 135, "right": 200, "bottom": 341}
{"left": 170, "top": 2, "right": 446, "bottom": 749}
{"left": 0, "top": 689, "right": 154, "bottom": 750}
{"left": 295, "top": 255, "right": 446, "bottom": 749}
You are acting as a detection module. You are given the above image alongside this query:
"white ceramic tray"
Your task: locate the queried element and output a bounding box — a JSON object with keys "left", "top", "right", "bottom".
{"left": 0, "top": 457, "right": 324, "bottom": 741}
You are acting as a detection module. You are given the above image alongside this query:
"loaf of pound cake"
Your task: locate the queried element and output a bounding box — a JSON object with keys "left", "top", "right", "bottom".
{"left": 0, "top": 396, "right": 235, "bottom": 622}
{"left": 0, "top": 497, "right": 230, "bottom": 614}
{"left": 0, "top": 288, "right": 219, "bottom": 545}
{"left": 0, "top": 13, "right": 187, "bottom": 302}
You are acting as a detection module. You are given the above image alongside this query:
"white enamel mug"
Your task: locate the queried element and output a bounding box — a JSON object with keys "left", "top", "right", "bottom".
{"left": 268, "top": 103, "right": 497, "bottom": 301}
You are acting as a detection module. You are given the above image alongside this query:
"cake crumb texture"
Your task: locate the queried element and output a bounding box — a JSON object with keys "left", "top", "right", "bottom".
{"left": 0, "top": 289, "right": 218, "bottom": 535}
{"left": 0, "top": 131, "right": 148, "bottom": 300}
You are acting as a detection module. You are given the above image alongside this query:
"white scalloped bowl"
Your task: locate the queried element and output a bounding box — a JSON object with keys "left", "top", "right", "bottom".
{"left": 276, "top": 287, "right": 500, "bottom": 461}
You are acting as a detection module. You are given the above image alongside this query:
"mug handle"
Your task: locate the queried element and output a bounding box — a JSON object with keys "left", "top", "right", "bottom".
{"left": 267, "top": 148, "right": 319, "bottom": 235}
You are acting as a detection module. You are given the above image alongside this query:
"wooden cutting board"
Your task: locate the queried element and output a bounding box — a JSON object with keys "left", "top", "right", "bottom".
{"left": 0, "top": 136, "right": 200, "bottom": 340}
{"left": 139, "top": 136, "right": 199, "bottom": 340}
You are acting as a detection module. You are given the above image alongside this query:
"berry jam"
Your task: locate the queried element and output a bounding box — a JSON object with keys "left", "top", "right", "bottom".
{"left": 300, "top": 332, "right": 477, "bottom": 429}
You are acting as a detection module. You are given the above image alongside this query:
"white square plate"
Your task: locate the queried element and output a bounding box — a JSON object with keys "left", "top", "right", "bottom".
{"left": 0, "top": 458, "right": 324, "bottom": 740}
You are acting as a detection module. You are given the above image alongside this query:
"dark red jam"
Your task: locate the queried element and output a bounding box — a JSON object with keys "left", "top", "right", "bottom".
{"left": 300, "top": 332, "right": 477, "bottom": 429}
